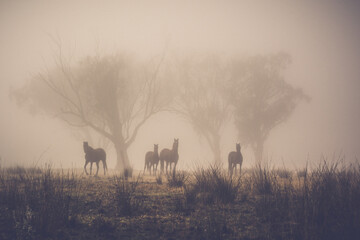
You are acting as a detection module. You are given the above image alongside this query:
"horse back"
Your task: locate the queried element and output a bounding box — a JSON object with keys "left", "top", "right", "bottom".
{"left": 159, "top": 148, "right": 171, "bottom": 160}
{"left": 228, "top": 151, "right": 242, "bottom": 162}
{"left": 228, "top": 151, "right": 235, "bottom": 162}
{"left": 145, "top": 151, "right": 152, "bottom": 160}
{"left": 87, "top": 148, "right": 106, "bottom": 161}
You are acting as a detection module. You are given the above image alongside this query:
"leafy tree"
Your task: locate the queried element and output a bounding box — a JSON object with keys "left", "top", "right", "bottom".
{"left": 13, "top": 49, "right": 169, "bottom": 173}
{"left": 227, "top": 53, "right": 309, "bottom": 162}
{"left": 173, "top": 55, "right": 230, "bottom": 164}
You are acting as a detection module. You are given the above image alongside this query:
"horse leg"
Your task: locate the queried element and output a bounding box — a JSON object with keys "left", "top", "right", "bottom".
{"left": 90, "top": 162, "right": 93, "bottom": 175}
{"left": 161, "top": 160, "right": 164, "bottom": 174}
{"left": 84, "top": 161, "right": 89, "bottom": 175}
{"left": 95, "top": 162, "right": 99, "bottom": 176}
{"left": 228, "top": 161, "right": 231, "bottom": 175}
{"left": 103, "top": 161, "right": 106, "bottom": 175}
{"left": 174, "top": 162, "right": 177, "bottom": 173}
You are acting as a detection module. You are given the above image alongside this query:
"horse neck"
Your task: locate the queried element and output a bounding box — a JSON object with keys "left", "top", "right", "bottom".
{"left": 83, "top": 143, "right": 88, "bottom": 153}
{"left": 172, "top": 145, "right": 178, "bottom": 154}
{"left": 87, "top": 146, "right": 94, "bottom": 153}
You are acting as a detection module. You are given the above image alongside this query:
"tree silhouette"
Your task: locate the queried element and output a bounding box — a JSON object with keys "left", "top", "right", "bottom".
{"left": 227, "top": 53, "right": 309, "bottom": 162}
{"left": 13, "top": 47, "right": 169, "bottom": 173}
{"left": 173, "top": 55, "right": 230, "bottom": 164}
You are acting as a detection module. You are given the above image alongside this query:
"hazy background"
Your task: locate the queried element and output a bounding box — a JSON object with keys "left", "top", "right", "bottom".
{"left": 1, "top": 0, "right": 360, "bottom": 170}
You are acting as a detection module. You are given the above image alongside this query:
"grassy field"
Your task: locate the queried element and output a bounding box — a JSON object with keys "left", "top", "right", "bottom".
{"left": 1, "top": 162, "right": 360, "bottom": 240}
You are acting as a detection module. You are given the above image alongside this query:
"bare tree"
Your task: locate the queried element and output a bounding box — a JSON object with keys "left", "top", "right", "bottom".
{"left": 226, "top": 53, "right": 309, "bottom": 162}
{"left": 13, "top": 46, "right": 169, "bottom": 173}
{"left": 172, "top": 55, "right": 230, "bottom": 164}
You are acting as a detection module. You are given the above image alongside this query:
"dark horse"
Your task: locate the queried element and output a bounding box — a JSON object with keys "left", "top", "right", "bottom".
{"left": 160, "top": 139, "right": 179, "bottom": 174}
{"left": 144, "top": 144, "right": 159, "bottom": 175}
{"left": 83, "top": 142, "right": 108, "bottom": 176}
{"left": 228, "top": 143, "right": 243, "bottom": 176}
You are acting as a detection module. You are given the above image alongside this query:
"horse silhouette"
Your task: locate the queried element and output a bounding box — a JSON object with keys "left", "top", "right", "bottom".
{"left": 83, "top": 141, "right": 107, "bottom": 176}
{"left": 160, "top": 138, "right": 179, "bottom": 174}
{"left": 144, "top": 144, "right": 159, "bottom": 175}
{"left": 228, "top": 143, "right": 243, "bottom": 176}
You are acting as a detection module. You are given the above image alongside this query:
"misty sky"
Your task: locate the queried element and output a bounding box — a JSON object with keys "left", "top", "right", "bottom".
{"left": 1, "top": 0, "right": 360, "bottom": 170}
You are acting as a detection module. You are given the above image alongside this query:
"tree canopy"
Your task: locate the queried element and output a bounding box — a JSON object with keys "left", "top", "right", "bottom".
{"left": 13, "top": 49, "right": 308, "bottom": 169}
{"left": 13, "top": 52, "right": 170, "bottom": 173}
{"left": 172, "top": 55, "right": 230, "bottom": 164}
{"left": 226, "top": 53, "right": 309, "bottom": 162}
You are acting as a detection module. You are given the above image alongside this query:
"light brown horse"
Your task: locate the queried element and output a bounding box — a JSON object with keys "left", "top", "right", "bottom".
{"left": 228, "top": 143, "right": 243, "bottom": 176}
{"left": 83, "top": 142, "right": 107, "bottom": 176}
{"left": 144, "top": 144, "right": 159, "bottom": 175}
{"left": 160, "top": 139, "right": 179, "bottom": 174}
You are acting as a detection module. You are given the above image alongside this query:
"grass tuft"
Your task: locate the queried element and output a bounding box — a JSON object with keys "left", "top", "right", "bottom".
{"left": 185, "top": 166, "right": 240, "bottom": 205}
{"left": 112, "top": 174, "right": 144, "bottom": 216}
{"left": 167, "top": 171, "right": 187, "bottom": 188}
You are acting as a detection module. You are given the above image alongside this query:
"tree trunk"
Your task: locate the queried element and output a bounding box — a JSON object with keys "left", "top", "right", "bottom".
{"left": 212, "top": 137, "right": 222, "bottom": 166}
{"left": 114, "top": 142, "right": 131, "bottom": 173}
{"left": 253, "top": 141, "right": 264, "bottom": 164}
{"left": 205, "top": 132, "right": 222, "bottom": 166}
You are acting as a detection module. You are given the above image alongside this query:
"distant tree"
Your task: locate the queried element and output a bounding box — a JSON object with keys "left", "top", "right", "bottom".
{"left": 173, "top": 55, "right": 230, "bottom": 164}
{"left": 13, "top": 45, "right": 170, "bottom": 173}
{"left": 227, "top": 53, "right": 309, "bottom": 162}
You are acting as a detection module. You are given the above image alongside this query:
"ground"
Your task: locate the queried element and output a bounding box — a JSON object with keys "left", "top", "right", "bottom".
{"left": 1, "top": 164, "right": 360, "bottom": 240}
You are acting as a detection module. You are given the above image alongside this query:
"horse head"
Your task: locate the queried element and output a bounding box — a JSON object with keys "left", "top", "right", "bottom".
{"left": 236, "top": 143, "right": 241, "bottom": 153}
{"left": 83, "top": 142, "right": 89, "bottom": 153}
{"left": 173, "top": 138, "right": 179, "bottom": 151}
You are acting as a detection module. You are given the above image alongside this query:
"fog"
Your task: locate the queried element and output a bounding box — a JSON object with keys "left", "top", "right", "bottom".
{"left": 1, "top": 0, "right": 360, "bottom": 170}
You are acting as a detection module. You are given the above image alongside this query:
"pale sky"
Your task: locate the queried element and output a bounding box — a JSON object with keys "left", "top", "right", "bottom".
{"left": 1, "top": 0, "right": 360, "bottom": 170}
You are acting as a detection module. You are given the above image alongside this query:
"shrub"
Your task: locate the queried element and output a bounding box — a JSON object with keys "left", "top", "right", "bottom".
{"left": 167, "top": 171, "right": 187, "bottom": 188}
{"left": 275, "top": 168, "right": 292, "bottom": 179}
{"left": 251, "top": 164, "right": 278, "bottom": 195}
{"left": 296, "top": 168, "right": 308, "bottom": 178}
{"left": 112, "top": 175, "right": 144, "bottom": 216}
{"left": 252, "top": 160, "right": 360, "bottom": 239}
{"left": 299, "top": 161, "right": 360, "bottom": 239}
{"left": 185, "top": 166, "right": 240, "bottom": 205}
{"left": 0, "top": 167, "right": 80, "bottom": 238}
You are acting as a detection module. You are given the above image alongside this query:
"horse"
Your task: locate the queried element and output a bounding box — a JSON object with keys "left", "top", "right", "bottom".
{"left": 160, "top": 139, "right": 179, "bottom": 174}
{"left": 228, "top": 143, "right": 243, "bottom": 176}
{"left": 83, "top": 141, "right": 108, "bottom": 176}
{"left": 144, "top": 144, "right": 159, "bottom": 175}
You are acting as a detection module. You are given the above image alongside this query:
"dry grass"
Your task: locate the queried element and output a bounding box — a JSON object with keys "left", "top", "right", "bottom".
{"left": 1, "top": 161, "right": 360, "bottom": 240}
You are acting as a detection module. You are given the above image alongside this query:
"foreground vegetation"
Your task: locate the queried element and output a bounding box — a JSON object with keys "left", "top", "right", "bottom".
{"left": 0, "top": 161, "right": 360, "bottom": 240}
